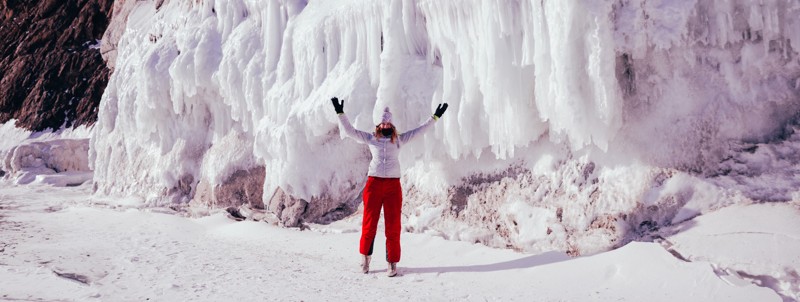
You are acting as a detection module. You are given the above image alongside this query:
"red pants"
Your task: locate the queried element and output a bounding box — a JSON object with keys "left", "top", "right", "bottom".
{"left": 360, "top": 176, "right": 402, "bottom": 263}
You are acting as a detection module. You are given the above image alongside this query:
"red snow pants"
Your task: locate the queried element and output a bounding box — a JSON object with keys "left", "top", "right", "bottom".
{"left": 359, "top": 176, "right": 402, "bottom": 263}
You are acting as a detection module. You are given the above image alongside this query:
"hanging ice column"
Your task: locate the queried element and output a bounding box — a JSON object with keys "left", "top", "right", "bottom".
{"left": 252, "top": 0, "right": 448, "bottom": 225}
{"left": 413, "top": 0, "right": 624, "bottom": 161}
{"left": 399, "top": 0, "right": 627, "bottom": 255}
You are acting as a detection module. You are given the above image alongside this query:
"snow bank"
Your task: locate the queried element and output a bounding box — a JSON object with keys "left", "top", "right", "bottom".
{"left": 0, "top": 120, "right": 93, "bottom": 187}
{"left": 3, "top": 139, "right": 92, "bottom": 185}
{"left": 93, "top": 0, "right": 800, "bottom": 252}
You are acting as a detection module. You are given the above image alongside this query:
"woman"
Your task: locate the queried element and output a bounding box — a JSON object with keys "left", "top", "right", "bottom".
{"left": 331, "top": 97, "right": 448, "bottom": 277}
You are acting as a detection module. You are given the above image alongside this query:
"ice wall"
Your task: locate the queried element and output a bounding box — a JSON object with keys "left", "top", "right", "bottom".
{"left": 92, "top": 0, "right": 800, "bottom": 252}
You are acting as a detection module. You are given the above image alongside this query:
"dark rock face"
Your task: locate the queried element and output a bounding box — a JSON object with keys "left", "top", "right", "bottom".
{"left": 0, "top": 0, "right": 112, "bottom": 131}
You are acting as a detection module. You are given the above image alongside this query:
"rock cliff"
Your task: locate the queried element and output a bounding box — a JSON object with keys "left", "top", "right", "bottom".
{"left": 0, "top": 0, "right": 112, "bottom": 131}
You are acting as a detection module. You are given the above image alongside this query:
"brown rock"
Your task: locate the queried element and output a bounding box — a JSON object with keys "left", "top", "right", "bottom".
{"left": 267, "top": 187, "right": 309, "bottom": 227}
{"left": 195, "top": 167, "right": 267, "bottom": 210}
{"left": 100, "top": 0, "right": 137, "bottom": 70}
{"left": 265, "top": 186, "right": 360, "bottom": 228}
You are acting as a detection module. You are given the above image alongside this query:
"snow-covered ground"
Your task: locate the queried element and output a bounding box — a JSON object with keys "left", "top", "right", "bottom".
{"left": 663, "top": 202, "right": 800, "bottom": 301}
{"left": 0, "top": 182, "right": 792, "bottom": 301}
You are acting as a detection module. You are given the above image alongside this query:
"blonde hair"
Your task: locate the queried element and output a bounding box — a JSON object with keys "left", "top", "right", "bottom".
{"left": 375, "top": 124, "right": 398, "bottom": 144}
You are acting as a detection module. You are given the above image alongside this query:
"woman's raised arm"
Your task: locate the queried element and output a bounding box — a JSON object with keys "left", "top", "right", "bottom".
{"left": 399, "top": 103, "right": 448, "bottom": 144}
{"left": 332, "top": 97, "right": 371, "bottom": 143}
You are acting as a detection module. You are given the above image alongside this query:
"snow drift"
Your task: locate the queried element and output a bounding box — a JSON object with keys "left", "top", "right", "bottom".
{"left": 0, "top": 120, "right": 93, "bottom": 187}
{"left": 91, "top": 0, "right": 800, "bottom": 254}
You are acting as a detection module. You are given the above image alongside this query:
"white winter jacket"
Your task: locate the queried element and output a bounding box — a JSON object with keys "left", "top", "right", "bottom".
{"left": 337, "top": 113, "right": 437, "bottom": 178}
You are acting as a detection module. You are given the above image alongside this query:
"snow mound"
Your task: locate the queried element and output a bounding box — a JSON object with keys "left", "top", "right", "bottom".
{"left": 0, "top": 120, "right": 93, "bottom": 187}
{"left": 2, "top": 139, "right": 91, "bottom": 186}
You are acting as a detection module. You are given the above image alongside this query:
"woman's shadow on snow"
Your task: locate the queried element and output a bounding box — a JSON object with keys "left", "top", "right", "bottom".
{"left": 403, "top": 251, "right": 570, "bottom": 275}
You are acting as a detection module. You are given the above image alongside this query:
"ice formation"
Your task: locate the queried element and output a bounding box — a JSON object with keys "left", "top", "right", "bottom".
{"left": 90, "top": 0, "right": 800, "bottom": 253}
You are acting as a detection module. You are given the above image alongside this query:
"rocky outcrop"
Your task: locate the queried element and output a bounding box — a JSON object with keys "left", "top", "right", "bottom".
{"left": 0, "top": 0, "right": 112, "bottom": 131}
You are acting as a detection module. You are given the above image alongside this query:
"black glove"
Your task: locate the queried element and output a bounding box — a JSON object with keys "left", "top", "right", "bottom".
{"left": 434, "top": 103, "right": 448, "bottom": 119}
{"left": 331, "top": 97, "right": 344, "bottom": 114}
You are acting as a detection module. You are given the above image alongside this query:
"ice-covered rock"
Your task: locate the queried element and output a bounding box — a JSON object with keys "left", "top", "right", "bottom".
{"left": 100, "top": 0, "right": 143, "bottom": 71}
{"left": 194, "top": 166, "right": 265, "bottom": 210}
{"left": 91, "top": 0, "right": 800, "bottom": 252}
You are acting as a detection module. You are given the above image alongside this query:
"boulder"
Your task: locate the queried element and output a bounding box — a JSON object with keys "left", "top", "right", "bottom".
{"left": 266, "top": 187, "right": 361, "bottom": 228}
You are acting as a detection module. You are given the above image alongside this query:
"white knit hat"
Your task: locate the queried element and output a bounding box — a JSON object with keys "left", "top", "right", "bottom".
{"left": 381, "top": 107, "right": 392, "bottom": 124}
